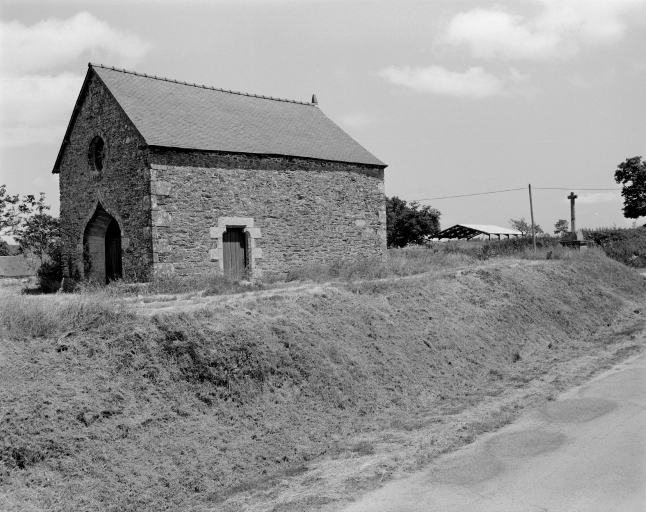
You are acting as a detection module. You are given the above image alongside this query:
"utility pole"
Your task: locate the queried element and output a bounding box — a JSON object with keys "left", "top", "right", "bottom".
{"left": 528, "top": 184, "right": 536, "bottom": 252}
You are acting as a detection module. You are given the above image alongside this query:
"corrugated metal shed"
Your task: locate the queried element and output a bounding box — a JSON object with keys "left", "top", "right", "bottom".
{"left": 433, "top": 224, "right": 523, "bottom": 240}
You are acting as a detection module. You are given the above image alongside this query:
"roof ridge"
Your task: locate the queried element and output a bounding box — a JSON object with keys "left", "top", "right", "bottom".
{"left": 89, "top": 63, "right": 315, "bottom": 106}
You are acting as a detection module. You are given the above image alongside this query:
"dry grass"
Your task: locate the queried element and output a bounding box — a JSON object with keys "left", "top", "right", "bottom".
{"left": 25, "top": 243, "right": 600, "bottom": 298}
{"left": 0, "top": 292, "right": 129, "bottom": 340}
{"left": 73, "top": 272, "right": 264, "bottom": 297}
{"left": 282, "top": 247, "right": 475, "bottom": 283}
{"left": 1, "top": 249, "right": 645, "bottom": 511}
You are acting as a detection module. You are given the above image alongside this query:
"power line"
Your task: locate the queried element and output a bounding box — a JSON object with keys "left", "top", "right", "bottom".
{"left": 413, "top": 186, "right": 621, "bottom": 201}
{"left": 413, "top": 188, "right": 525, "bottom": 201}
{"left": 533, "top": 187, "right": 621, "bottom": 191}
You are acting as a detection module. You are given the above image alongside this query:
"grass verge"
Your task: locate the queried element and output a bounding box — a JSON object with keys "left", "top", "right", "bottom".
{"left": 1, "top": 249, "right": 645, "bottom": 511}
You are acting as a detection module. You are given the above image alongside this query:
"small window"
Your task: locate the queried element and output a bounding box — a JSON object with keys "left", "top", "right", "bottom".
{"left": 88, "top": 136, "right": 105, "bottom": 171}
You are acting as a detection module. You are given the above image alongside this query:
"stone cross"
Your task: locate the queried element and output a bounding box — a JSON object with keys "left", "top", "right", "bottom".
{"left": 568, "top": 192, "right": 578, "bottom": 233}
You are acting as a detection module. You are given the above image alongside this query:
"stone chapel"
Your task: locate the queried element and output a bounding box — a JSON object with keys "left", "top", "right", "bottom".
{"left": 54, "top": 64, "right": 387, "bottom": 282}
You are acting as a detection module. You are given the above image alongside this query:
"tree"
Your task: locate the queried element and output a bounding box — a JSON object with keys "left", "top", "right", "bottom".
{"left": 554, "top": 219, "right": 569, "bottom": 236}
{"left": 509, "top": 217, "right": 543, "bottom": 236}
{"left": 16, "top": 212, "right": 60, "bottom": 265}
{"left": 386, "top": 196, "right": 441, "bottom": 248}
{"left": 614, "top": 156, "right": 646, "bottom": 219}
{"left": 0, "top": 184, "right": 20, "bottom": 237}
{"left": 13, "top": 193, "right": 60, "bottom": 265}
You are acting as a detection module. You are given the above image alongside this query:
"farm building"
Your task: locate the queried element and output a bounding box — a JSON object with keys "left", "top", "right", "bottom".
{"left": 53, "top": 64, "right": 387, "bottom": 283}
{"left": 0, "top": 256, "right": 35, "bottom": 279}
{"left": 432, "top": 224, "right": 523, "bottom": 241}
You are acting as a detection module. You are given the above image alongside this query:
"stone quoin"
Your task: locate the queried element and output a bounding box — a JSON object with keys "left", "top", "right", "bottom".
{"left": 53, "top": 64, "right": 387, "bottom": 283}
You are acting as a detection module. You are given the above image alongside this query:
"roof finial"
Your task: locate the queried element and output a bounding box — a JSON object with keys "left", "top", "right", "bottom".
{"left": 312, "top": 94, "right": 318, "bottom": 105}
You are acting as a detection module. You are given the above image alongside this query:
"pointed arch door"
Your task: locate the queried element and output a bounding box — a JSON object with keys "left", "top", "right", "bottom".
{"left": 104, "top": 218, "right": 122, "bottom": 283}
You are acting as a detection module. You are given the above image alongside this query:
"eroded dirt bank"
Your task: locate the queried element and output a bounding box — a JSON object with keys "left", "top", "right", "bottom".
{"left": 1, "top": 252, "right": 645, "bottom": 512}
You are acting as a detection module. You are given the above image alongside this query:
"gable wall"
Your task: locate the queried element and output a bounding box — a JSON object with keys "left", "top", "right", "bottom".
{"left": 58, "top": 72, "right": 152, "bottom": 281}
{"left": 148, "top": 149, "right": 387, "bottom": 277}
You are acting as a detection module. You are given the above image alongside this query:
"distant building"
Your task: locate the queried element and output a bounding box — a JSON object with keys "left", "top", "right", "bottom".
{"left": 0, "top": 256, "right": 35, "bottom": 279}
{"left": 432, "top": 224, "right": 523, "bottom": 241}
{"left": 53, "top": 64, "right": 387, "bottom": 283}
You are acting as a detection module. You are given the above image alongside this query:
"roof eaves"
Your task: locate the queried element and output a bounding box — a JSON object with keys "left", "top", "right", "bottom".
{"left": 53, "top": 64, "right": 152, "bottom": 173}
{"left": 147, "top": 145, "right": 387, "bottom": 169}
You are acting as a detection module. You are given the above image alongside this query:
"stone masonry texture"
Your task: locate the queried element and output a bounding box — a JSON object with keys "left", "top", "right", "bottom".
{"left": 58, "top": 69, "right": 386, "bottom": 282}
{"left": 58, "top": 72, "right": 152, "bottom": 281}
{"left": 149, "top": 147, "right": 387, "bottom": 277}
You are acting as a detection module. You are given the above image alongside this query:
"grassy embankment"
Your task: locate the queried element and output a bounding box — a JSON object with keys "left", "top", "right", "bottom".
{"left": 1, "top": 247, "right": 645, "bottom": 511}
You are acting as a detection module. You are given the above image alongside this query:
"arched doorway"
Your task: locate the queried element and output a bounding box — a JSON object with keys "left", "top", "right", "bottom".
{"left": 104, "top": 219, "right": 122, "bottom": 282}
{"left": 83, "top": 204, "right": 123, "bottom": 284}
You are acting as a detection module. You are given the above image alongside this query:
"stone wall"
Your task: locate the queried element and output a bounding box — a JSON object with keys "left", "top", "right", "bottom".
{"left": 57, "top": 71, "right": 152, "bottom": 281}
{"left": 148, "top": 149, "right": 386, "bottom": 278}
{"left": 57, "top": 71, "right": 386, "bottom": 282}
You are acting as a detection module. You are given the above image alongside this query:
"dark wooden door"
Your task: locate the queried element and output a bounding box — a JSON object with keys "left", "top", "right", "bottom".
{"left": 105, "top": 219, "right": 122, "bottom": 283}
{"left": 223, "top": 228, "right": 247, "bottom": 276}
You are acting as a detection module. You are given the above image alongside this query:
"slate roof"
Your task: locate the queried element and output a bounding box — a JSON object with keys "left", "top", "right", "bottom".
{"left": 53, "top": 64, "right": 385, "bottom": 172}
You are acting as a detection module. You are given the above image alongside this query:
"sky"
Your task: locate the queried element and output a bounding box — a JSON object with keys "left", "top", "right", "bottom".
{"left": 1, "top": 0, "right": 645, "bottom": 235}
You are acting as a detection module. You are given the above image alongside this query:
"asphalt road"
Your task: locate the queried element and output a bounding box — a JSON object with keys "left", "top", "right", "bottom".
{"left": 339, "top": 351, "right": 646, "bottom": 512}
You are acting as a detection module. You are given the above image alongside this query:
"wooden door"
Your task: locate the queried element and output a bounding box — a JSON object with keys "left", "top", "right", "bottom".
{"left": 105, "top": 219, "right": 122, "bottom": 283}
{"left": 223, "top": 228, "right": 247, "bottom": 276}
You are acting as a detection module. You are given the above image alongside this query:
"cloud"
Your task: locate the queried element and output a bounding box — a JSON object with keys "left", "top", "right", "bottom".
{"left": 568, "top": 192, "right": 623, "bottom": 205}
{"left": 0, "top": 73, "right": 83, "bottom": 146}
{"left": 445, "top": 9, "right": 560, "bottom": 60}
{"left": 379, "top": 65, "right": 504, "bottom": 98}
{"left": 443, "top": 0, "right": 645, "bottom": 61}
{"left": 0, "top": 12, "right": 150, "bottom": 76}
{"left": 0, "top": 13, "right": 151, "bottom": 147}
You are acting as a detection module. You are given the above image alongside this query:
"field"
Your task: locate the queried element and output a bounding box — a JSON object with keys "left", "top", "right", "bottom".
{"left": 1, "top": 247, "right": 645, "bottom": 511}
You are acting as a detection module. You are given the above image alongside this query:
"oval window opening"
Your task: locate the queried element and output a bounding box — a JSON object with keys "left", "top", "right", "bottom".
{"left": 89, "top": 136, "right": 105, "bottom": 172}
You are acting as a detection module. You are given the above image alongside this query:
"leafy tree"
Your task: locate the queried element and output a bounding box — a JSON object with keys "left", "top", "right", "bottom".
{"left": 13, "top": 193, "right": 60, "bottom": 265}
{"left": 554, "top": 219, "right": 569, "bottom": 235}
{"left": 614, "top": 156, "right": 646, "bottom": 219}
{"left": 509, "top": 217, "right": 543, "bottom": 236}
{"left": 0, "top": 184, "right": 21, "bottom": 237}
{"left": 0, "top": 187, "right": 62, "bottom": 288}
{"left": 386, "top": 196, "right": 441, "bottom": 248}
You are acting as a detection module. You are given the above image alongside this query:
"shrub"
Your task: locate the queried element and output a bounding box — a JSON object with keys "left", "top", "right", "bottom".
{"left": 476, "top": 236, "right": 560, "bottom": 260}
{"left": 33, "top": 237, "right": 64, "bottom": 293}
{"left": 0, "top": 238, "right": 10, "bottom": 256}
{"left": 36, "top": 259, "right": 63, "bottom": 293}
{"left": 584, "top": 227, "right": 646, "bottom": 267}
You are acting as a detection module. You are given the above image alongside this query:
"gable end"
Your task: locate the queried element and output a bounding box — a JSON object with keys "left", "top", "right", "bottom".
{"left": 52, "top": 65, "right": 147, "bottom": 174}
